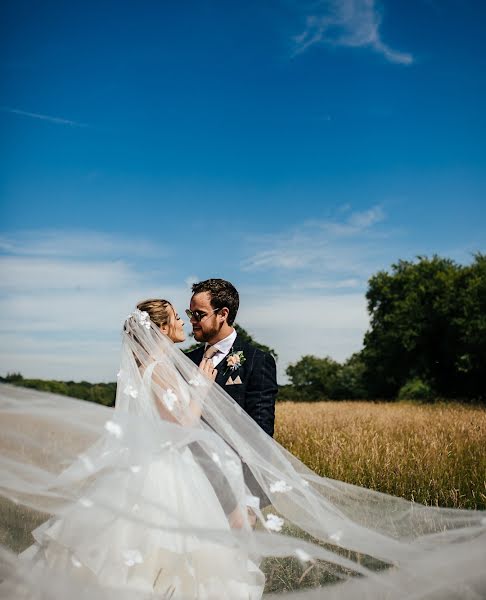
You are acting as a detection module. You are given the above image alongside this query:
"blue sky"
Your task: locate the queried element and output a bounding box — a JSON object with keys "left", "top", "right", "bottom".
{"left": 1, "top": 0, "right": 485, "bottom": 382}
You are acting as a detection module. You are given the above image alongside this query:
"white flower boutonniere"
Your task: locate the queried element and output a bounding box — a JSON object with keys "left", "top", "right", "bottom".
{"left": 224, "top": 350, "right": 245, "bottom": 375}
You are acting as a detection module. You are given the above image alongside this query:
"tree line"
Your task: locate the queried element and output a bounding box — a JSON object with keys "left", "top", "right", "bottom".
{"left": 0, "top": 373, "right": 117, "bottom": 406}
{"left": 2, "top": 254, "right": 484, "bottom": 403}
{"left": 282, "top": 253, "right": 485, "bottom": 402}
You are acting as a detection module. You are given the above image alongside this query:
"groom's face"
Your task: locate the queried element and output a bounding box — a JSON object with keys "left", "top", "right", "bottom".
{"left": 189, "top": 292, "right": 222, "bottom": 343}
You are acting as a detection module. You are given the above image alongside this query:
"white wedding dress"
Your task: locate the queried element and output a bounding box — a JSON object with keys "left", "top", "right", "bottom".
{"left": 18, "top": 363, "right": 264, "bottom": 599}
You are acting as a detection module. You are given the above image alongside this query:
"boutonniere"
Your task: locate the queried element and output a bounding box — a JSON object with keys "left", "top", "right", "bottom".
{"left": 224, "top": 350, "right": 246, "bottom": 375}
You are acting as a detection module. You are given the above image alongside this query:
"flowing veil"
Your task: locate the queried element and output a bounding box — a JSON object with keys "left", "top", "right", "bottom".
{"left": 1, "top": 309, "right": 485, "bottom": 599}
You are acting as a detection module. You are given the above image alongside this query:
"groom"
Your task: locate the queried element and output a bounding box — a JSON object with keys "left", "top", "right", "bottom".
{"left": 186, "top": 278, "right": 277, "bottom": 438}
{"left": 186, "top": 279, "right": 277, "bottom": 521}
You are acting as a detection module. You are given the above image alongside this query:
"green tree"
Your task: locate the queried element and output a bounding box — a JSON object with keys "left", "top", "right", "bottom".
{"left": 285, "top": 353, "right": 367, "bottom": 401}
{"left": 362, "top": 254, "right": 486, "bottom": 400}
{"left": 1, "top": 376, "right": 117, "bottom": 407}
{"left": 451, "top": 253, "right": 486, "bottom": 397}
{"left": 2, "top": 372, "right": 24, "bottom": 382}
{"left": 286, "top": 355, "right": 341, "bottom": 401}
{"left": 332, "top": 353, "right": 368, "bottom": 400}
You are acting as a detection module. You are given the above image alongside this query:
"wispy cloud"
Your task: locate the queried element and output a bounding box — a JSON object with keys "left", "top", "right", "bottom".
{"left": 0, "top": 226, "right": 374, "bottom": 382}
{"left": 0, "top": 256, "right": 139, "bottom": 293}
{"left": 0, "top": 230, "right": 166, "bottom": 259}
{"left": 347, "top": 205, "right": 384, "bottom": 228}
{"left": 0, "top": 106, "right": 88, "bottom": 127}
{"left": 241, "top": 205, "right": 388, "bottom": 278}
{"left": 236, "top": 206, "right": 393, "bottom": 375}
{"left": 291, "top": 0, "right": 413, "bottom": 65}
{"left": 0, "top": 229, "right": 180, "bottom": 379}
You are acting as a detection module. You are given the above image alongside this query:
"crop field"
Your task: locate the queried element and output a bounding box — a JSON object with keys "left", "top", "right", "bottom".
{"left": 274, "top": 400, "right": 486, "bottom": 510}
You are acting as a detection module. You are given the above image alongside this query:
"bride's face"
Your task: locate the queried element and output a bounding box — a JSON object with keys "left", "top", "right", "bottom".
{"left": 162, "top": 306, "right": 185, "bottom": 343}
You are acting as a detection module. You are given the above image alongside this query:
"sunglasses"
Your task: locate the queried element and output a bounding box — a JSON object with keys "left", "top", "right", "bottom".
{"left": 185, "top": 307, "right": 222, "bottom": 322}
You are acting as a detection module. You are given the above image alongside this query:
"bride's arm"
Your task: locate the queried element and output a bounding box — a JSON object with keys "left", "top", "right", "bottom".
{"left": 150, "top": 360, "right": 215, "bottom": 427}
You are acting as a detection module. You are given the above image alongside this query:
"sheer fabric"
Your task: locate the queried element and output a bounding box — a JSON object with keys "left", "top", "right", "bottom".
{"left": 0, "top": 309, "right": 485, "bottom": 599}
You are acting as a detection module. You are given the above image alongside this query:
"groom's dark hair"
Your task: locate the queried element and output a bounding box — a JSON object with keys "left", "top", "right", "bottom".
{"left": 191, "top": 279, "right": 239, "bottom": 326}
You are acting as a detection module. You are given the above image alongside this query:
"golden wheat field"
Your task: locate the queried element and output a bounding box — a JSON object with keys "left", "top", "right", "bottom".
{"left": 274, "top": 400, "right": 486, "bottom": 510}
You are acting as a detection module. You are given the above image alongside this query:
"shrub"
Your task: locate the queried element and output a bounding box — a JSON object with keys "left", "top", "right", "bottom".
{"left": 398, "top": 378, "right": 434, "bottom": 401}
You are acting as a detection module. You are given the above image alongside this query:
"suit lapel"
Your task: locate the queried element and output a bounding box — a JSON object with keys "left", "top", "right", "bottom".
{"left": 215, "top": 352, "right": 229, "bottom": 386}
{"left": 216, "top": 335, "right": 245, "bottom": 387}
{"left": 191, "top": 345, "right": 205, "bottom": 366}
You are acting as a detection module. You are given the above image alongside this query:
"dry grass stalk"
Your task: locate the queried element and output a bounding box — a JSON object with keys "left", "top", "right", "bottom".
{"left": 275, "top": 401, "right": 486, "bottom": 509}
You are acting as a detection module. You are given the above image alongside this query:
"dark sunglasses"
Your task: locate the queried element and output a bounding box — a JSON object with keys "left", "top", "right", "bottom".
{"left": 185, "top": 307, "right": 222, "bottom": 322}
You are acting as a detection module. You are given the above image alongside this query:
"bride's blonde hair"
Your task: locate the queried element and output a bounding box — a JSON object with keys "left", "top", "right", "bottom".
{"left": 136, "top": 299, "right": 173, "bottom": 332}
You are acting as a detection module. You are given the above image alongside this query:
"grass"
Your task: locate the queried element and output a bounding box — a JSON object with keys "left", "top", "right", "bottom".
{"left": 0, "top": 498, "right": 48, "bottom": 553}
{"left": 260, "top": 400, "right": 486, "bottom": 593}
{"left": 275, "top": 400, "right": 486, "bottom": 510}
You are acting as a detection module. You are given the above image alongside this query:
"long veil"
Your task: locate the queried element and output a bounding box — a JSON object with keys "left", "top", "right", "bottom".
{"left": 1, "top": 309, "right": 485, "bottom": 599}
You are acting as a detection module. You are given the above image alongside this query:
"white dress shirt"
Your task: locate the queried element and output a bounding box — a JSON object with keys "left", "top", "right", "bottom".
{"left": 204, "top": 329, "right": 237, "bottom": 367}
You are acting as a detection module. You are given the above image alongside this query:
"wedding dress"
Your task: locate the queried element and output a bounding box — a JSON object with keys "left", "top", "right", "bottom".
{"left": 13, "top": 349, "right": 264, "bottom": 599}
{"left": 1, "top": 309, "right": 485, "bottom": 599}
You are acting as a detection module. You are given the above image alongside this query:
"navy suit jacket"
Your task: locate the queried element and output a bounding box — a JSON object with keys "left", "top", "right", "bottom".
{"left": 186, "top": 334, "right": 277, "bottom": 437}
{"left": 186, "top": 335, "right": 277, "bottom": 511}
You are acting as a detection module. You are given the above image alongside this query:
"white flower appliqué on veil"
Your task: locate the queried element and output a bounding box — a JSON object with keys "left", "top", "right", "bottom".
{"left": 122, "top": 549, "right": 144, "bottom": 567}
{"left": 294, "top": 548, "right": 313, "bottom": 563}
{"left": 265, "top": 514, "right": 284, "bottom": 532}
{"left": 71, "top": 556, "right": 83, "bottom": 568}
{"left": 162, "top": 388, "right": 178, "bottom": 411}
{"left": 270, "top": 480, "right": 293, "bottom": 494}
{"left": 188, "top": 374, "right": 207, "bottom": 387}
{"left": 211, "top": 452, "right": 222, "bottom": 467}
{"left": 104, "top": 420, "right": 123, "bottom": 439}
{"left": 78, "top": 497, "right": 94, "bottom": 508}
{"left": 124, "top": 384, "right": 138, "bottom": 399}
{"left": 330, "top": 530, "right": 343, "bottom": 542}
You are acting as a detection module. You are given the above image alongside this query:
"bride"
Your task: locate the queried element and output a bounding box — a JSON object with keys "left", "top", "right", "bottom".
{"left": 14, "top": 300, "right": 264, "bottom": 599}
{"left": 0, "top": 299, "right": 485, "bottom": 599}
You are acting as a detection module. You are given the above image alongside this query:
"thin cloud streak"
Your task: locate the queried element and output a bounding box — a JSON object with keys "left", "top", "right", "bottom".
{"left": 0, "top": 257, "right": 140, "bottom": 292}
{"left": 239, "top": 291, "right": 369, "bottom": 379}
{"left": 291, "top": 0, "right": 413, "bottom": 65}
{"left": 347, "top": 205, "right": 385, "bottom": 229}
{"left": 0, "top": 230, "right": 167, "bottom": 259}
{"left": 241, "top": 205, "right": 387, "bottom": 275}
{"left": 0, "top": 106, "right": 88, "bottom": 127}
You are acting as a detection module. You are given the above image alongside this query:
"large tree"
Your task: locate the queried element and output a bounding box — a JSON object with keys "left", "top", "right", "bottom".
{"left": 452, "top": 253, "right": 486, "bottom": 397}
{"left": 362, "top": 254, "right": 485, "bottom": 399}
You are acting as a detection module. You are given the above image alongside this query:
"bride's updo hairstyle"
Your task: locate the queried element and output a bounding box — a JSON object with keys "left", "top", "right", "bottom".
{"left": 122, "top": 300, "right": 174, "bottom": 369}
{"left": 136, "top": 299, "right": 173, "bottom": 331}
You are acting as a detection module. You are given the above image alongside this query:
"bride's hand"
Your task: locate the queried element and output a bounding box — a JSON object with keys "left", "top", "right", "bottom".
{"left": 228, "top": 507, "right": 257, "bottom": 530}
{"left": 199, "top": 358, "right": 217, "bottom": 381}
